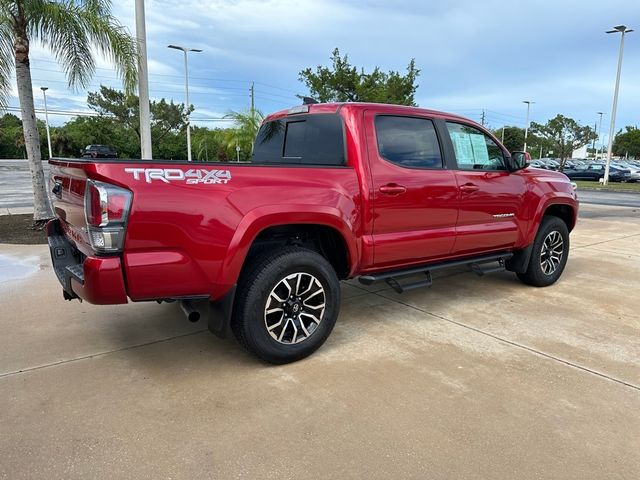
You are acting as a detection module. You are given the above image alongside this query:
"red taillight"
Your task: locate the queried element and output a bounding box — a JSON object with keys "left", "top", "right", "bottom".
{"left": 86, "top": 182, "right": 105, "bottom": 227}
{"left": 84, "top": 180, "right": 132, "bottom": 253}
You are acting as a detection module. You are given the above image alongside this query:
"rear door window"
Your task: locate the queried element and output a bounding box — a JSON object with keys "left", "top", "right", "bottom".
{"left": 374, "top": 116, "right": 443, "bottom": 169}
{"left": 253, "top": 114, "right": 345, "bottom": 165}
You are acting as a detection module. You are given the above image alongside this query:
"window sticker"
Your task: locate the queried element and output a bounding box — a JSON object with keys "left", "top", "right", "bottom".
{"left": 450, "top": 131, "right": 475, "bottom": 165}
{"left": 469, "top": 133, "right": 490, "bottom": 165}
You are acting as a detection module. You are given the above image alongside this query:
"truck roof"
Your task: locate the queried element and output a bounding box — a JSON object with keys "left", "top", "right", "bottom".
{"left": 264, "top": 102, "right": 475, "bottom": 125}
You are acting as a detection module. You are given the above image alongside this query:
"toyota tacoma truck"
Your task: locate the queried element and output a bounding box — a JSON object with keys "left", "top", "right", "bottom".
{"left": 47, "top": 102, "right": 578, "bottom": 364}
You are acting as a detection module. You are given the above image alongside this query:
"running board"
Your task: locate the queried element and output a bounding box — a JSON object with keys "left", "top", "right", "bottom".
{"left": 359, "top": 253, "right": 513, "bottom": 294}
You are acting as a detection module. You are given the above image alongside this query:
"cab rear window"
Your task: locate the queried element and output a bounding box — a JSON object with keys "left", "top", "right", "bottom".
{"left": 252, "top": 114, "right": 345, "bottom": 165}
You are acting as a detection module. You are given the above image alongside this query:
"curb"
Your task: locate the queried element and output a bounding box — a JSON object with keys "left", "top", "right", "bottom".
{"left": 576, "top": 187, "right": 640, "bottom": 194}
{"left": 0, "top": 207, "right": 34, "bottom": 216}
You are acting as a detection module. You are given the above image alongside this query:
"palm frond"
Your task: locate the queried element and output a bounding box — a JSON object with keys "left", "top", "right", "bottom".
{"left": 25, "top": 0, "right": 137, "bottom": 93}
{"left": 26, "top": 0, "right": 95, "bottom": 90}
{"left": 78, "top": 7, "right": 138, "bottom": 94}
{"left": 0, "top": 16, "right": 14, "bottom": 108}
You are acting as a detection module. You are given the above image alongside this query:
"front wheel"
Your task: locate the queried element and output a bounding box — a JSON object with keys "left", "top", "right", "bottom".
{"left": 231, "top": 247, "right": 340, "bottom": 364}
{"left": 517, "top": 216, "right": 570, "bottom": 287}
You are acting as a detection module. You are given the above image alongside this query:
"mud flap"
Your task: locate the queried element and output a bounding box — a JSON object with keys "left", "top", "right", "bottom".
{"left": 207, "top": 285, "right": 237, "bottom": 338}
{"left": 505, "top": 244, "right": 534, "bottom": 274}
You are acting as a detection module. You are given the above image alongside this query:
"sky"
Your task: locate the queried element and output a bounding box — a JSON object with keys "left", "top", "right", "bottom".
{"left": 5, "top": 0, "right": 639, "bottom": 148}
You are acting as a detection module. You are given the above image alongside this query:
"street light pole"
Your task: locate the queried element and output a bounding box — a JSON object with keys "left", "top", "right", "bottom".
{"left": 168, "top": 45, "right": 202, "bottom": 162}
{"left": 40, "top": 87, "right": 52, "bottom": 159}
{"left": 135, "top": 0, "right": 153, "bottom": 160}
{"left": 603, "top": 25, "right": 633, "bottom": 185}
{"left": 523, "top": 100, "right": 535, "bottom": 152}
{"left": 596, "top": 111, "right": 605, "bottom": 160}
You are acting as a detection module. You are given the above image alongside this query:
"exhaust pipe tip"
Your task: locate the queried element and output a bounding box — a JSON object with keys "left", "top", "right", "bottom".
{"left": 180, "top": 300, "right": 201, "bottom": 323}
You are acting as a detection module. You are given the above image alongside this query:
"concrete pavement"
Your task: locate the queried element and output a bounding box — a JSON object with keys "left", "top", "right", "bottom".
{"left": 0, "top": 203, "right": 639, "bottom": 479}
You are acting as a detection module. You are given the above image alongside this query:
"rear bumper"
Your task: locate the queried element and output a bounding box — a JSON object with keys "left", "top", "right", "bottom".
{"left": 47, "top": 220, "right": 128, "bottom": 304}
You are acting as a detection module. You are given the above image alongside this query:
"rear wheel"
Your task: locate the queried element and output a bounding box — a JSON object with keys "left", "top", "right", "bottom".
{"left": 231, "top": 247, "right": 340, "bottom": 364}
{"left": 517, "top": 216, "right": 569, "bottom": 287}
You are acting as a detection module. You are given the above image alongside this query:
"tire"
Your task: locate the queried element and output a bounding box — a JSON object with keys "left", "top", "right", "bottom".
{"left": 231, "top": 246, "right": 341, "bottom": 364}
{"left": 517, "top": 216, "right": 569, "bottom": 287}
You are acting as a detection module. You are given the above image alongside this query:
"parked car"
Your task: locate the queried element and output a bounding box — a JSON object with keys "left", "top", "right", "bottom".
{"left": 564, "top": 163, "right": 631, "bottom": 182}
{"left": 616, "top": 162, "right": 640, "bottom": 182}
{"left": 528, "top": 160, "right": 547, "bottom": 169}
{"left": 82, "top": 144, "right": 118, "bottom": 159}
{"left": 47, "top": 102, "right": 578, "bottom": 363}
{"left": 537, "top": 158, "right": 560, "bottom": 170}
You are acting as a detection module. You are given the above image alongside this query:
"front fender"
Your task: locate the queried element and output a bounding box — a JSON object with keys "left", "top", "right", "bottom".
{"left": 213, "top": 205, "right": 359, "bottom": 298}
{"left": 526, "top": 193, "right": 578, "bottom": 243}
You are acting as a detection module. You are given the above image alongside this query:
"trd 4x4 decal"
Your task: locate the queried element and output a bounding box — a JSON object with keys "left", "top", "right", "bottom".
{"left": 124, "top": 168, "right": 232, "bottom": 184}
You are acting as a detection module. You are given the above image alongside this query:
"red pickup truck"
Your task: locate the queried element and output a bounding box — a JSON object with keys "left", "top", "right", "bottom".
{"left": 47, "top": 102, "right": 578, "bottom": 363}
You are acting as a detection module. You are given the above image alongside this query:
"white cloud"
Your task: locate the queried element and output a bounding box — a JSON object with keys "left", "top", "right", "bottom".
{"left": 5, "top": 0, "right": 639, "bottom": 131}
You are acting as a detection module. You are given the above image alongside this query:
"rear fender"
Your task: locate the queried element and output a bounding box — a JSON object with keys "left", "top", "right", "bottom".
{"left": 214, "top": 206, "right": 359, "bottom": 296}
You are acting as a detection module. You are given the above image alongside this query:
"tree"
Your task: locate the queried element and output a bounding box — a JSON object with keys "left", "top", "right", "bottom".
{"left": 0, "top": 0, "right": 137, "bottom": 223}
{"left": 0, "top": 113, "right": 25, "bottom": 158}
{"left": 530, "top": 115, "right": 596, "bottom": 170}
{"left": 192, "top": 126, "right": 227, "bottom": 162}
{"left": 87, "top": 86, "right": 190, "bottom": 148}
{"left": 494, "top": 126, "right": 524, "bottom": 152}
{"left": 613, "top": 126, "right": 640, "bottom": 159}
{"left": 224, "top": 109, "right": 264, "bottom": 161}
{"left": 299, "top": 48, "right": 420, "bottom": 106}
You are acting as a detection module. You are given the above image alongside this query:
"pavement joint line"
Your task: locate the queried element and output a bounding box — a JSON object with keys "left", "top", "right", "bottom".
{"left": 370, "top": 290, "right": 640, "bottom": 392}
{"left": 572, "top": 232, "right": 640, "bottom": 250}
{"left": 582, "top": 246, "right": 640, "bottom": 258}
{"left": 0, "top": 329, "right": 208, "bottom": 380}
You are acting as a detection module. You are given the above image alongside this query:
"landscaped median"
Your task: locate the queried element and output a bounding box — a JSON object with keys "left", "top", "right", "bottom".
{"left": 574, "top": 180, "right": 640, "bottom": 193}
{"left": 0, "top": 214, "right": 47, "bottom": 244}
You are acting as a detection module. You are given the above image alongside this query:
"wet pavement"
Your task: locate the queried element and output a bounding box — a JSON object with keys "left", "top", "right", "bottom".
{"left": 0, "top": 253, "right": 41, "bottom": 282}
{"left": 0, "top": 204, "right": 639, "bottom": 479}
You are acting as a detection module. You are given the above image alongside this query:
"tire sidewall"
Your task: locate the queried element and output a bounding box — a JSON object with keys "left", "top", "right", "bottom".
{"left": 243, "top": 250, "right": 340, "bottom": 363}
{"left": 528, "top": 217, "right": 570, "bottom": 286}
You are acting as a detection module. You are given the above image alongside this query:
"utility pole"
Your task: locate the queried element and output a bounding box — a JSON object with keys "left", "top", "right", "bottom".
{"left": 604, "top": 25, "right": 633, "bottom": 185}
{"left": 135, "top": 0, "right": 153, "bottom": 159}
{"left": 523, "top": 100, "right": 535, "bottom": 152}
{"left": 501, "top": 126, "right": 505, "bottom": 143}
{"left": 250, "top": 82, "right": 255, "bottom": 116}
{"left": 481, "top": 109, "right": 485, "bottom": 126}
{"left": 40, "top": 87, "right": 52, "bottom": 159}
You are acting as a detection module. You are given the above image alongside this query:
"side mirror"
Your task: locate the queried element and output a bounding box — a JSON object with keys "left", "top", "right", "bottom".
{"left": 509, "top": 151, "right": 531, "bottom": 171}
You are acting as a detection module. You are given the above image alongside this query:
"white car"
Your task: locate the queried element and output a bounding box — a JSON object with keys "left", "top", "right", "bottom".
{"left": 616, "top": 162, "right": 640, "bottom": 182}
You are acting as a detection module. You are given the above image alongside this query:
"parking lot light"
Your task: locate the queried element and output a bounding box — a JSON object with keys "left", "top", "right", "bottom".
{"left": 523, "top": 100, "right": 535, "bottom": 152}
{"left": 40, "top": 87, "right": 52, "bottom": 159}
{"left": 604, "top": 25, "right": 633, "bottom": 185}
{"left": 168, "top": 45, "right": 203, "bottom": 162}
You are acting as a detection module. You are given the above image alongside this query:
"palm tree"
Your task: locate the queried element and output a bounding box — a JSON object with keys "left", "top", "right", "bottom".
{"left": 224, "top": 108, "right": 263, "bottom": 160}
{"left": 0, "top": 0, "right": 137, "bottom": 224}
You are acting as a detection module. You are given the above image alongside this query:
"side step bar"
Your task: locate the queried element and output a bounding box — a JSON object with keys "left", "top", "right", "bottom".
{"left": 359, "top": 252, "right": 513, "bottom": 294}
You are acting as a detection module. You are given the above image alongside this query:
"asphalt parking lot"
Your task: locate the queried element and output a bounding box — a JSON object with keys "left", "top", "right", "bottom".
{"left": 1, "top": 203, "right": 639, "bottom": 479}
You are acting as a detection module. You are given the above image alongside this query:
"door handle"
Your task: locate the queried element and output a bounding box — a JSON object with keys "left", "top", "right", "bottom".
{"left": 460, "top": 183, "right": 479, "bottom": 193}
{"left": 379, "top": 184, "right": 407, "bottom": 195}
